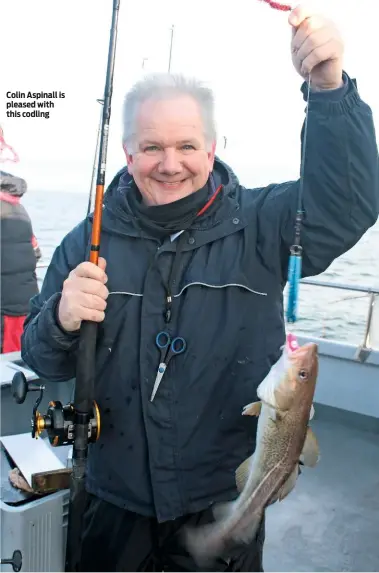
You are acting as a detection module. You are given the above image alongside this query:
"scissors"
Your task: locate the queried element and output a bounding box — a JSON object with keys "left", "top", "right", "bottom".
{"left": 150, "top": 331, "right": 186, "bottom": 401}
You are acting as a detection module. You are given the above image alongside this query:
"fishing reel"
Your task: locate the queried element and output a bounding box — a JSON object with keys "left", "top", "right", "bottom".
{"left": 11, "top": 371, "right": 101, "bottom": 447}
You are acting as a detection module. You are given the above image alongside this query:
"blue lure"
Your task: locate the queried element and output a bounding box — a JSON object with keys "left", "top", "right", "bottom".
{"left": 285, "top": 76, "right": 311, "bottom": 325}
{"left": 286, "top": 245, "right": 303, "bottom": 323}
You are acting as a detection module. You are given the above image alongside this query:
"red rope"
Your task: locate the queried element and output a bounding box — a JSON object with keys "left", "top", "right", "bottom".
{"left": 259, "top": 0, "right": 292, "bottom": 11}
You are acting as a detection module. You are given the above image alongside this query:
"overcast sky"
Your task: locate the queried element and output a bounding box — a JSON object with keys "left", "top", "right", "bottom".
{"left": 1, "top": 0, "right": 378, "bottom": 193}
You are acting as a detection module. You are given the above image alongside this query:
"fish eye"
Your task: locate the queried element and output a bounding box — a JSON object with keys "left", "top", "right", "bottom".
{"left": 298, "top": 369, "right": 308, "bottom": 382}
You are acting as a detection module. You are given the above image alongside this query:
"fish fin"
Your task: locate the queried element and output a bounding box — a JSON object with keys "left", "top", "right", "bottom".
{"left": 235, "top": 455, "right": 253, "bottom": 493}
{"left": 309, "top": 404, "right": 315, "bottom": 420}
{"left": 270, "top": 407, "right": 285, "bottom": 423}
{"left": 277, "top": 464, "right": 299, "bottom": 501}
{"left": 300, "top": 426, "right": 320, "bottom": 467}
{"left": 212, "top": 500, "right": 235, "bottom": 522}
{"left": 242, "top": 401, "right": 262, "bottom": 416}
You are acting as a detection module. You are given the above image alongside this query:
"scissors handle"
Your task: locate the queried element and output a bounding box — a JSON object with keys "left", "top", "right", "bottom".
{"left": 156, "top": 331, "right": 170, "bottom": 349}
{"left": 170, "top": 337, "right": 186, "bottom": 354}
{"left": 151, "top": 334, "right": 186, "bottom": 402}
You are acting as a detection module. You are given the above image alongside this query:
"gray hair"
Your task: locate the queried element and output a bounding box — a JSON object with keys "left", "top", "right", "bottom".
{"left": 121, "top": 73, "right": 217, "bottom": 152}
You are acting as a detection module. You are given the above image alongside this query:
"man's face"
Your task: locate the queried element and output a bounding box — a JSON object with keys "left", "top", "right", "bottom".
{"left": 124, "top": 95, "right": 216, "bottom": 206}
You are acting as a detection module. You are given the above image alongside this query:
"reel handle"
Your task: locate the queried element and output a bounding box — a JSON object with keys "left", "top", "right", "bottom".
{"left": 11, "top": 371, "right": 44, "bottom": 404}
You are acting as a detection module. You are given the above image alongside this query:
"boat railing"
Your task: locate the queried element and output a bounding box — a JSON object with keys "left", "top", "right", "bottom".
{"left": 301, "top": 278, "right": 379, "bottom": 295}
{"left": 292, "top": 278, "right": 379, "bottom": 361}
{"left": 35, "top": 263, "right": 379, "bottom": 360}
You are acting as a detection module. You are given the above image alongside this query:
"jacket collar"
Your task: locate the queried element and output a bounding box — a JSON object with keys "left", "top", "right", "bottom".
{"left": 91, "top": 157, "right": 241, "bottom": 239}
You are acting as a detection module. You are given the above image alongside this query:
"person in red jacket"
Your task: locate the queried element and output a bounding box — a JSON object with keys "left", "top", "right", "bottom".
{"left": 0, "top": 169, "right": 41, "bottom": 353}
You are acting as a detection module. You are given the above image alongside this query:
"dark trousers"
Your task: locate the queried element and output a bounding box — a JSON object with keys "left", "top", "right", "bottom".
{"left": 79, "top": 494, "right": 265, "bottom": 572}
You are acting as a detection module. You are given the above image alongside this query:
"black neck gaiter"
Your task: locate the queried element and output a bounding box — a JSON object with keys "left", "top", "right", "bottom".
{"left": 126, "top": 180, "right": 211, "bottom": 238}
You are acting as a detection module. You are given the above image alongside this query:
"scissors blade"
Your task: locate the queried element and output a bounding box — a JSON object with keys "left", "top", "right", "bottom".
{"left": 150, "top": 363, "right": 167, "bottom": 401}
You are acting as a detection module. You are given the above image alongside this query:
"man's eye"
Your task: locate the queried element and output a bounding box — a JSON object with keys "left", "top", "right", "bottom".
{"left": 144, "top": 145, "right": 159, "bottom": 152}
{"left": 181, "top": 144, "right": 195, "bottom": 151}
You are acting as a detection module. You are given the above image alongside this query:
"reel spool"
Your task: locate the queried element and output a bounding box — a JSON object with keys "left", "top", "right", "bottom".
{"left": 11, "top": 371, "right": 101, "bottom": 446}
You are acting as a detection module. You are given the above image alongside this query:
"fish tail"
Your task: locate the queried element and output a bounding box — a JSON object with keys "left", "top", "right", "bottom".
{"left": 229, "top": 511, "right": 263, "bottom": 545}
{"left": 182, "top": 510, "right": 264, "bottom": 565}
{"left": 182, "top": 523, "right": 226, "bottom": 566}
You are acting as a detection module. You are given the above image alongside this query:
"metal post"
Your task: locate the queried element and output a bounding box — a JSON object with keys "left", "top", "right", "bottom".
{"left": 355, "top": 292, "right": 376, "bottom": 363}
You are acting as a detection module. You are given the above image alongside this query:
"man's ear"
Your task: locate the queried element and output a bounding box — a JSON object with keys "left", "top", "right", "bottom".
{"left": 123, "top": 144, "right": 134, "bottom": 172}
{"left": 208, "top": 140, "right": 216, "bottom": 170}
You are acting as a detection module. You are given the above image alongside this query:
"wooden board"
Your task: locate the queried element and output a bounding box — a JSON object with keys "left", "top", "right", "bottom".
{"left": 0, "top": 433, "right": 65, "bottom": 487}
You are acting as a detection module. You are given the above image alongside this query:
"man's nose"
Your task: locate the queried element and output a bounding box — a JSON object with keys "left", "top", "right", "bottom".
{"left": 158, "top": 148, "right": 182, "bottom": 174}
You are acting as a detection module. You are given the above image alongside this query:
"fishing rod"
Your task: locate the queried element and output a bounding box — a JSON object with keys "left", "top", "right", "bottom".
{"left": 11, "top": 1, "right": 121, "bottom": 571}
{"left": 87, "top": 98, "right": 104, "bottom": 216}
{"left": 65, "top": 1, "right": 120, "bottom": 569}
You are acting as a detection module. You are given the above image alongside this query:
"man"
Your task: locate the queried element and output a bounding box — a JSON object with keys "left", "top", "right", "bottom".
{"left": 21, "top": 4, "right": 378, "bottom": 572}
{"left": 1, "top": 169, "right": 41, "bottom": 353}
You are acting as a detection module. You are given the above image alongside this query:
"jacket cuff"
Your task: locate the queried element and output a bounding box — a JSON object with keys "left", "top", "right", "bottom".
{"left": 36, "top": 292, "right": 80, "bottom": 351}
{"left": 300, "top": 71, "right": 360, "bottom": 115}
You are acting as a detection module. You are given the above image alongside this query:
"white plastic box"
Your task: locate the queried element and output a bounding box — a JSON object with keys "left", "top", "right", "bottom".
{"left": 1, "top": 490, "right": 68, "bottom": 572}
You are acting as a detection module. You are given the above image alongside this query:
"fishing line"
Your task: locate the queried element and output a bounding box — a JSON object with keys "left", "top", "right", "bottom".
{"left": 286, "top": 78, "right": 311, "bottom": 324}
{"left": 258, "top": 0, "right": 312, "bottom": 325}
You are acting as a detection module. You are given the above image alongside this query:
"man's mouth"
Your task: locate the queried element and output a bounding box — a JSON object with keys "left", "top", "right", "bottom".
{"left": 156, "top": 179, "right": 187, "bottom": 189}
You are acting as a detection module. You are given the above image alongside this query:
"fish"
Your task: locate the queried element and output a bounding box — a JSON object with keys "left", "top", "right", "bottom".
{"left": 183, "top": 335, "right": 320, "bottom": 565}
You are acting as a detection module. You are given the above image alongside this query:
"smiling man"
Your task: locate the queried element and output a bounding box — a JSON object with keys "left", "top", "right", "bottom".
{"left": 124, "top": 90, "right": 216, "bottom": 206}
{"left": 21, "top": 4, "right": 379, "bottom": 572}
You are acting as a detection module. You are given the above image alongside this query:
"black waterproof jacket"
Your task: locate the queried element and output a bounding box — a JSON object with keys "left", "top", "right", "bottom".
{"left": 0, "top": 171, "right": 40, "bottom": 317}
{"left": 21, "top": 74, "right": 379, "bottom": 522}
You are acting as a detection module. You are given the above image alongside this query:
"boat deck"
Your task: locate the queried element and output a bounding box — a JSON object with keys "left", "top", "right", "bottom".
{"left": 263, "top": 406, "right": 379, "bottom": 572}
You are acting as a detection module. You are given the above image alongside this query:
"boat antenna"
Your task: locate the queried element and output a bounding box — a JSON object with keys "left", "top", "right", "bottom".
{"left": 65, "top": 1, "right": 121, "bottom": 570}
{"left": 168, "top": 24, "right": 174, "bottom": 72}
